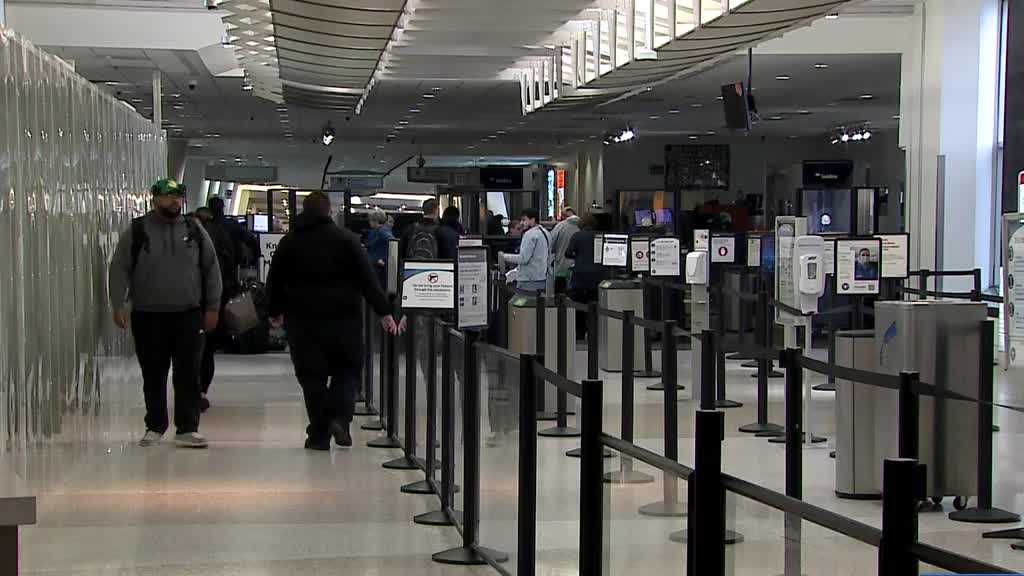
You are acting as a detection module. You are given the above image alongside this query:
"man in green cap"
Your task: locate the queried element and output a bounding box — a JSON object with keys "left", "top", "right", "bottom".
{"left": 109, "top": 178, "right": 223, "bottom": 448}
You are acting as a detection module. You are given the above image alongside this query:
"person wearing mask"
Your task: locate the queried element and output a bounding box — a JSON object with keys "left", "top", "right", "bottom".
{"left": 365, "top": 208, "right": 393, "bottom": 287}
{"left": 109, "top": 179, "right": 223, "bottom": 448}
{"left": 501, "top": 208, "right": 550, "bottom": 293}
{"left": 267, "top": 192, "right": 399, "bottom": 451}
{"left": 549, "top": 206, "right": 580, "bottom": 294}
{"left": 565, "top": 213, "right": 608, "bottom": 339}
{"left": 193, "top": 205, "right": 240, "bottom": 413}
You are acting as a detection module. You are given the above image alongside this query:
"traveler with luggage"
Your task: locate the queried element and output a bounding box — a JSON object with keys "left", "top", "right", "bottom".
{"left": 267, "top": 191, "right": 398, "bottom": 451}
{"left": 109, "top": 178, "right": 223, "bottom": 449}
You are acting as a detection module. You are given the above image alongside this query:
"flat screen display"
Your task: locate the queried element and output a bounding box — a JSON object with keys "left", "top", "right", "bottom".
{"left": 634, "top": 209, "right": 654, "bottom": 227}
{"left": 655, "top": 208, "right": 673, "bottom": 226}
{"left": 760, "top": 233, "right": 776, "bottom": 272}
{"left": 252, "top": 214, "right": 270, "bottom": 233}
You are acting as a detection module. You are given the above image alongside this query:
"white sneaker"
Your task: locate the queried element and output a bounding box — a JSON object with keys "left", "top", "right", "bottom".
{"left": 174, "top": 432, "right": 209, "bottom": 449}
{"left": 139, "top": 430, "right": 163, "bottom": 447}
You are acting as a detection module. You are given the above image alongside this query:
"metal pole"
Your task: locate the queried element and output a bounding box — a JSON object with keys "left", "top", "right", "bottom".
{"left": 878, "top": 459, "right": 922, "bottom": 576}
{"left": 536, "top": 295, "right": 555, "bottom": 420}
{"left": 897, "top": 371, "right": 919, "bottom": 461}
{"left": 692, "top": 410, "right": 726, "bottom": 576}
{"left": 384, "top": 313, "right": 419, "bottom": 470}
{"left": 518, "top": 354, "right": 539, "bottom": 574}
{"left": 579, "top": 378, "right": 604, "bottom": 576}
{"left": 782, "top": 348, "right": 803, "bottom": 576}
{"left": 740, "top": 289, "right": 782, "bottom": 435}
{"left": 404, "top": 319, "right": 438, "bottom": 493}
{"left": 415, "top": 323, "right": 456, "bottom": 526}
{"left": 701, "top": 331, "right": 716, "bottom": 411}
{"left": 540, "top": 297, "right": 579, "bottom": 438}
{"left": 587, "top": 302, "right": 599, "bottom": 379}
{"left": 640, "top": 319, "right": 685, "bottom": 516}
{"left": 714, "top": 284, "right": 741, "bottom": 409}
{"left": 367, "top": 327, "right": 402, "bottom": 448}
{"left": 604, "top": 311, "right": 653, "bottom": 483}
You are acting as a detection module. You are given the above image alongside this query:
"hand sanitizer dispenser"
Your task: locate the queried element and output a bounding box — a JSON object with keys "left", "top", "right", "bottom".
{"left": 793, "top": 235, "right": 825, "bottom": 314}
{"left": 685, "top": 251, "right": 708, "bottom": 285}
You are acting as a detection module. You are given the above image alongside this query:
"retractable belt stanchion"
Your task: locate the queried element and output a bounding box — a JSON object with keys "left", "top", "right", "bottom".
{"left": 713, "top": 283, "right": 741, "bottom": 409}
{"left": 535, "top": 295, "right": 557, "bottom": 421}
{"left": 635, "top": 279, "right": 660, "bottom": 378}
{"left": 518, "top": 354, "right": 539, "bottom": 574}
{"left": 567, "top": 302, "right": 612, "bottom": 458}
{"left": 539, "top": 295, "right": 579, "bottom": 438}
{"left": 770, "top": 322, "right": 826, "bottom": 445}
{"left": 648, "top": 282, "right": 684, "bottom": 391}
{"left": 642, "top": 319, "right": 686, "bottom": 518}
{"left": 384, "top": 312, "right": 421, "bottom": 469}
{"left": 355, "top": 301, "right": 377, "bottom": 416}
{"left": 403, "top": 318, "right": 439, "bottom": 494}
{"left": 362, "top": 321, "right": 387, "bottom": 432}
{"left": 878, "top": 459, "right": 924, "bottom": 576}
{"left": 781, "top": 348, "right": 803, "bottom": 576}
{"left": 368, "top": 323, "right": 401, "bottom": 448}
{"left": 601, "top": 310, "right": 651, "bottom": 478}
{"left": 415, "top": 323, "right": 460, "bottom": 527}
{"left": 739, "top": 289, "right": 783, "bottom": 436}
{"left": 690, "top": 410, "right": 726, "bottom": 576}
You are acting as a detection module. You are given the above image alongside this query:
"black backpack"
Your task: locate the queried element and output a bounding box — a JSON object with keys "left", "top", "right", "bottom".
{"left": 202, "top": 219, "right": 239, "bottom": 296}
{"left": 406, "top": 222, "right": 439, "bottom": 259}
{"left": 130, "top": 215, "right": 208, "bottom": 306}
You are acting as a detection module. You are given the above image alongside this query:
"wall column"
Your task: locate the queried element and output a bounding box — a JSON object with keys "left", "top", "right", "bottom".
{"left": 576, "top": 144, "right": 605, "bottom": 213}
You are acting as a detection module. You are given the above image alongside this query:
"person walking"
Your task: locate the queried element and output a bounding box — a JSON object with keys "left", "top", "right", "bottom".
{"left": 267, "top": 192, "right": 398, "bottom": 451}
{"left": 109, "top": 178, "right": 223, "bottom": 449}
{"left": 194, "top": 205, "right": 240, "bottom": 413}
{"left": 549, "top": 206, "right": 580, "bottom": 294}
{"left": 208, "top": 196, "right": 260, "bottom": 266}
{"left": 501, "top": 208, "right": 550, "bottom": 293}
{"left": 365, "top": 208, "right": 394, "bottom": 287}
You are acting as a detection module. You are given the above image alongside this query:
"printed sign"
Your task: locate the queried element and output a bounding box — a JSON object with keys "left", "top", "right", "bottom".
{"left": 401, "top": 260, "right": 456, "bottom": 310}
{"left": 747, "top": 237, "right": 761, "bottom": 267}
{"left": 630, "top": 236, "right": 651, "bottom": 273}
{"left": 602, "top": 234, "right": 629, "bottom": 267}
{"left": 258, "top": 233, "right": 285, "bottom": 282}
{"left": 824, "top": 239, "right": 836, "bottom": 276}
{"left": 593, "top": 233, "right": 604, "bottom": 265}
{"left": 774, "top": 216, "right": 806, "bottom": 324}
{"left": 650, "top": 237, "right": 681, "bottom": 277}
{"left": 877, "top": 234, "right": 909, "bottom": 279}
{"left": 835, "top": 238, "right": 882, "bottom": 295}
{"left": 457, "top": 247, "right": 488, "bottom": 329}
{"left": 1007, "top": 219, "right": 1024, "bottom": 366}
{"left": 694, "top": 229, "right": 710, "bottom": 251}
{"left": 711, "top": 235, "right": 735, "bottom": 263}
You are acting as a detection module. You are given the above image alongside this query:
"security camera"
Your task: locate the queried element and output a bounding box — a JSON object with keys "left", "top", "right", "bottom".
{"left": 188, "top": 80, "right": 198, "bottom": 91}
{"left": 206, "top": 0, "right": 218, "bottom": 10}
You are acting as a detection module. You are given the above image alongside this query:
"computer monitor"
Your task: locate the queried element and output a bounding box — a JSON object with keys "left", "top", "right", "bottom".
{"left": 252, "top": 214, "right": 270, "bottom": 233}
{"left": 655, "top": 208, "right": 673, "bottom": 226}
{"left": 634, "top": 209, "right": 654, "bottom": 227}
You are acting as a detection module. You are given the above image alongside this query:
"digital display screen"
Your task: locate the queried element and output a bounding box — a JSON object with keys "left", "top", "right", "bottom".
{"left": 252, "top": 214, "right": 270, "bottom": 233}
{"left": 655, "top": 208, "right": 673, "bottom": 225}
{"left": 634, "top": 209, "right": 654, "bottom": 227}
{"left": 760, "top": 234, "right": 776, "bottom": 272}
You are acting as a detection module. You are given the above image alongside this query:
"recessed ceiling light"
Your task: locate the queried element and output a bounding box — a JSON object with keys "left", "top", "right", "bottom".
{"left": 716, "top": 96, "right": 724, "bottom": 101}
{"left": 797, "top": 110, "right": 811, "bottom": 115}
{"left": 409, "top": 108, "right": 422, "bottom": 113}
{"left": 649, "top": 115, "right": 660, "bottom": 120}
{"left": 814, "top": 63, "right": 829, "bottom": 69}
{"left": 706, "top": 130, "right": 716, "bottom": 135}
{"left": 859, "top": 94, "right": 874, "bottom": 99}
{"left": 387, "top": 133, "right": 397, "bottom": 138}
{"left": 690, "top": 103, "right": 703, "bottom": 108}
{"left": 646, "top": 87, "right": 653, "bottom": 92}
{"left": 825, "top": 13, "right": 839, "bottom": 19}
{"left": 422, "top": 93, "right": 436, "bottom": 99}
{"left": 775, "top": 75, "right": 791, "bottom": 81}
{"left": 892, "top": 114, "right": 901, "bottom": 119}
{"left": 497, "top": 130, "right": 507, "bottom": 135}
{"left": 768, "top": 115, "right": 784, "bottom": 121}
{"left": 432, "top": 86, "right": 442, "bottom": 92}
{"left": 668, "top": 109, "right": 680, "bottom": 114}
{"left": 398, "top": 120, "right": 409, "bottom": 125}
{"left": 688, "top": 135, "right": 698, "bottom": 140}
{"left": 376, "top": 144, "right": 385, "bottom": 149}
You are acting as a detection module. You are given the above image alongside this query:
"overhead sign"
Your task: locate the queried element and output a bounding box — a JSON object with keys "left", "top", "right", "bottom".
{"left": 258, "top": 233, "right": 285, "bottom": 282}
{"left": 835, "top": 238, "right": 882, "bottom": 295}
{"left": 877, "top": 233, "right": 909, "bottom": 279}
{"left": 630, "top": 236, "right": 650, "bottom": 273}
{"left": 457, "top": 247, "right": 489, "bottom": 329}
{"left": 481, "top": 166, "right": 525, "bottom": 190}
{"left": 711, "top": 235, "right": 735, "bottom": 263}
{"left": 602, "top": 234, "right": 629, "bottom": 267}
{"left": 401, "top": 260, "right": 456, "bottom": 310}
{"left": 650, "top": 237, "right": 681, "bottom": 277}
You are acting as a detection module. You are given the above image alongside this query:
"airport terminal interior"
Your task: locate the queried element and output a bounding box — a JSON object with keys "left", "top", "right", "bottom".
{"left": 2, "top": 0, "right": 1024, "bottom": 574}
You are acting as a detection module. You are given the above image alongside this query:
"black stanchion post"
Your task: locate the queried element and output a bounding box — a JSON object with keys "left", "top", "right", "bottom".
{"left": 714, "top": 285, "right": 742, "bottom": 409}
{"left": 972, "top": 268, "right": 982, "bottom": 302}
{"left": 404, "top": 318, "right": 438, "bottom": 493}
{"left": 740, "top": 289, "right": 783, "bottom": 435}
{"left": 579, "top": 378, "right": 604, "bottom": 576}
{"left": 415, "top": 323, "right": 458, "bottom": 526}
{"left": 952, "top": 319, "right": 1021, "bottom": 524}
{"left": 782, "top": 348, "right": 803, "bottom": 576}
{"left": 540, "top": 296, "right": 580, "bottom": 438}
{"left": 362, "top": 324, "right": 387, "bottom": 431}
{"left": 367, "top": 324, "right": 401, "bottom": 448}
{"left": 384, "top": 312, "right": 420, "bottom": 470}
{"left": 636, "top": 280, "right": 660, "bottom": 378}
{"left": 642, "top": 319, "right": 686, "bottom": 516}
{"left": 701, "top": 330, "right": 717, "bottom": 411}
{"left": 897, "top": 371, "right": 919, "bottom": 460}
{"left": 918, "top": 269, "right": 930, "bottom": 301}
{"left": 692, "top": 410, "right": 726, "bottom": 576}
{"left": 433, "top": 330, "right": 508, "bottom": 565}
{"left": 878, "top": 458, "right": 923, "bottom": 576}
{"left": 536, "top": 295, "right": 556, "bottom": 421}
{"left": 587, "top": 302, "right": 599, "bottom": 379}
{"left": 518, "top": 354, "right": 538, "bottom": 575}
{"left": 355, "top": 302, "right": 377, "bottom": 416}
{"left": 603, "top": 311, "right": 652, "bottom": 482}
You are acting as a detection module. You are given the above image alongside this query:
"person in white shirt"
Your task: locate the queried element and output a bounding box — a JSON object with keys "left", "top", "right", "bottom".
{"left": 502, "top": 208, "right": 549, "bottom": 293}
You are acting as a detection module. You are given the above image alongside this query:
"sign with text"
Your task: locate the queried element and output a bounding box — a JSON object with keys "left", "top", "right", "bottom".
{"left": 593, "top": 233, "right": 604, "bottom": 265}
{"left": 630, "top": 236, "right": 651, "bottom": 273}
{"left": 711, "top": 235, "right": 736, "bottom": 263}
{"left": 746, "top": 237, "right": 761, "bottom": 267}
{"left": 457, "top": 247, "right": 489, "bottom": 329}
{"left": 401, "top": 260, "right": 456, "bottom": 310}
{"left": 650, "top": 237, "right": 681, "bottom": 277}
{"left": 602, "top": 234, "right": 629, "bottom": 267}
{"left": 835, "top": 238, "right": 882, "bottom": 295}
{"left": 258, "top": 233, "right": 285, "bottom": 282}
{"left": 694, "top": 229, "right": 710, "bottom": 251}
{"left": 877, "top": 233, "right": 909, "bottom": 279}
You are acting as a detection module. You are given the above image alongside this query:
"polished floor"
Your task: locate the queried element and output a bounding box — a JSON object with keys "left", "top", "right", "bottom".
{"left": 6, "top": 341, "right": 1024, "bottom": 575}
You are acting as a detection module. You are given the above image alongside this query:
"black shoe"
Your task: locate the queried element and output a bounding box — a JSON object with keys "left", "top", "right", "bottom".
{"left": 304, "top": 438, "right": 330, "bottom": 451}
{"left": 199, "top": 396, "right": 211, "bottom": 413}
{"left": 330, "top": 420, "right": 352, "bottom": 447}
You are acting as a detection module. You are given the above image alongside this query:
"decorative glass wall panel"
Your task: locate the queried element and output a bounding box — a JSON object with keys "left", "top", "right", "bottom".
{"left": 676, "top": 0, "right": 697, "bottom": 37}
{"left": 0, "top": 27, "right": 166, "bottom": 452}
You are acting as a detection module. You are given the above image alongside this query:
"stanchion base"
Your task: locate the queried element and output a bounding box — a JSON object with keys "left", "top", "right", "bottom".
{"left": 367, "top": 436, "right": 402, "bottom": 449}
{"left": 949, "top": 507, "right": 1021, "bottom": 524}
{"left": 536, "top": 411, "right": 558, "bottom": 422}
{"left": 638, "top": 500, "right": 688, "bottom": 517}
{"left": 835, "top": 490, "right": 881, "bottom": 501}
{"left": 983, "top": 528, "right": 1024, "bottom": 540}
{"left": 433, "top": 546, "right": 509, "bottom": 566}
{"left": 752, "top": 371, "right": 785, "bottom": 379}
{"left": 383, "top": 456, "right": 419, "bottom": 470}
{"left": 565, "top": 446, "right": 615, "bottom": 458}
{"left": 635, "top": 370, "right": 662, "bottom": 378}
{"left": 812, "top": 382, "right": 836, "bottom": 392}
{"left": 754, "top": 428, "right": 785, "bottom": 438}
{"left": 415, "top": 509, "right": 463, "bottom": 527}
{"left": 354, "top": 404, "right": 378, "bottom": 417}
{"left": 361, "top": 420, "right": 385, "bottom": 431}
{"left": 538, "top": 426, "right": 581, "bottom": 438}
{"left": 670, "top": 529, "right": 744, "bottom": 545}
{"left": 400, "top": 480, "right": 435, "bottom": 495}
{"left": 739, "top": 422, "right": 783, "bottom": 434}
{"left": 728, "top": 353, "right": 753, "bottom": 361}
{"left": 768, "top": 433, "right": 827, "bottom": 444}
{"left": 413, "top": 456, "right": 441, "bottom": 469}
{"left": 604, "top": 468, "right": 655, "bottom": 484}
{"left": 646, "top": 383, "right": 686, "bottom": 391}
{"left": 741, "top": 361, "right": 758, "bottom": 369}
{"left": 716, "top": 399, "right": 743, "bottom": 409}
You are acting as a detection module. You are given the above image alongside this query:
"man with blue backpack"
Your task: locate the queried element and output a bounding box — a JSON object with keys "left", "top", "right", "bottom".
{"left": 108, "top": 178, "right": 223, "bottom": 449}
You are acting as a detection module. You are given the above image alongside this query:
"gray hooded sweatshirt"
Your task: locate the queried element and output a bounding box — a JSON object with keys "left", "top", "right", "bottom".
{"left": 109, "top": 212, "right": 222, "bottom": 313}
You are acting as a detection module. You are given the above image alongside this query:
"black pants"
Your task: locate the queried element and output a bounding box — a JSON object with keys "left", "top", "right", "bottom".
{"left": 200, "top": 324, "right": 224, "bottom": 395}
{"left": 132, "top": 310, "right": 203, "bottom": 435}
{"left": 297, "top": 363, "right": 359, "bottom": 442}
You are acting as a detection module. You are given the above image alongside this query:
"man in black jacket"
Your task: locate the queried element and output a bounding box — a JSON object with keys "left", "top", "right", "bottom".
{"left": 267, "top": 192, "right": 398, "bottom": 450}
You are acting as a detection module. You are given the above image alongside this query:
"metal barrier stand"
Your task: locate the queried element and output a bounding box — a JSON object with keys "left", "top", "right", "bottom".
{"left": 740, "top": 290, "right": 783, "bottom": 435}
{"left": 355, "top": 301, "right": 378, "bottom": 416}
{"left": 535, "top": 296, "right": 557, "bottom": 421}
{"left": 383, "top": 312, "right": 421, "bottom": 470}
{"left": 414, "top": 322, "right": 460, "bottom": 527}
{"left": 641, "top": 319, "right": 685, "bottom": 517}
{"left": 361, "top": 324, "right": 388, "bottom": 432}
{"left": 602, "top": 309, "right": 653, "bottom": 482}
{"left": 402, "top": 317, "right": 439, "bottom": 494}
{"left": 367, "top": 326, "right": 401, "bottom": 449}
{"left": 539, "top": 295, "right": 579, "bottom": 438}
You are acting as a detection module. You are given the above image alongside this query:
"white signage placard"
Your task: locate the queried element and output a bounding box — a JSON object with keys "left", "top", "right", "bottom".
{"left": 711, "top": 236, "right": 736, "bottom": 263}
{"left": 258, "top": 233, "right": 285, "bottom": 282}
{"left": 650, "top": 237, "right": 681, "bottom": 277}
{"left": 386, "top": 238, "right": 400, "bottom": 295}
{"left": 602, "top": 234, "right": 629, "bottom": 267}
{"left": 1006, "top": 218, "right": 1024, "bottom": 366}
{"left": 835, "top": 238, "right": 882, "bottom": 295}
{"left": 877, "top": 234, "right": 909, "bottom": 279}
{"left": 457, "top": 247, "right": 489, "bottom": 329}
{"left": 401, "top": 261, "right": 456, "bottom": 310}
{"left": 593, "top": 233, "right": 605, "bottom": 265}
{"left": 774, "top": 216, "right": 806, "bottom": 324}
{"left": 458, "top": 237, "right": 484, "bottom": 247}
{"left": 630, "top": 236, "right": 650, "bottom": 273}
{"left": 694, "top": 229, "right": 710, "bottom": 251}
{"left": 747, "top": 237, "right": 761, "bottom": 267}
{"left": 824, "top": 239, "right": 836, "bottom": 276}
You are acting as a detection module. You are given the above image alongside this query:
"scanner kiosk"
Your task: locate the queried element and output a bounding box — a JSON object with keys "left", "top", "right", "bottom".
{"left": 598, "top": 234, "right": 646, "bottom": 372}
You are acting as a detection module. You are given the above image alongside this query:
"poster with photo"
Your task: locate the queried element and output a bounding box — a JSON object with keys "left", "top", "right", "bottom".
{"left": 1005, "top": 217, "right": 1024, "bottom": 366}
{"left": 835, "top": 238, "right": 882, "bottom": 295}
{"left": 457, "top": 247, "right": 488, "bottom": 329}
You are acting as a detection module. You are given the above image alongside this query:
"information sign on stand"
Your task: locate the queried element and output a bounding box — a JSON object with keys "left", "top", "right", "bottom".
{"left": 746, "top": 237, "right": 761, "bottom": 267}
{"left": 386, "top": 238, "right": 400, "bottom": 295}
{"left": 456, "top": 247, "right": 488, "bottom": 329}
{"left": 650, "top": 237, "right": 681, "bottom": 276}
{"left": 877, "top": 233, "right": 909, "bottom": 279}
{"left": 593, "top": 233, "right": 605, "bottom": 265}
{"left": 630, "top": 236, "right": 651, "bottom": 273}
{"left": 694, "top": 229, "right": 710, "bottom": 251}
{"left": 1002, "top": 213, "right": 1024, "bottom": 366}
{"left": 401, "top": 260, "right": 456, "bottom": 310}
{"left": 602, "top": 234, "right": 629, "bottom": 267}
{"left": 258, "top": 233, "right": 285, "bottom": 282}
{"left": 711, "top": 235, "right": 736, "bottom": 263}
{"left": 823, "top": 238, "right": 836, "bottom": 276}
{"left": 835, "top": 238, "right": 882, "bottom": 295}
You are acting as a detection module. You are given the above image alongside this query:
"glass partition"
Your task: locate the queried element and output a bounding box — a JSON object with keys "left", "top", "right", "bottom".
{"left": 701, "top": 0, "right": 726, "bottom": 24}
{"left": 676, "top": 0, "right": 697, "bottom": 37}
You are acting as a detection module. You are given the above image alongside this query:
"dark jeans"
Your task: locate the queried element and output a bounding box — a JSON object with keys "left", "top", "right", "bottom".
{"left": 298, "top": 363, "right": 359, "bottom": 442}
{"left": 131, "top": 309, "right": 203, "bottom": 435}
{"left": 200, "top": 324, "right": 224, "bottom": 395}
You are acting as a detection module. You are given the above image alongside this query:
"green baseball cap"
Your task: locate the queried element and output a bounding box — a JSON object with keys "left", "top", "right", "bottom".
{"left": 151, "top": 178, "right": 186, "bottom": 197}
